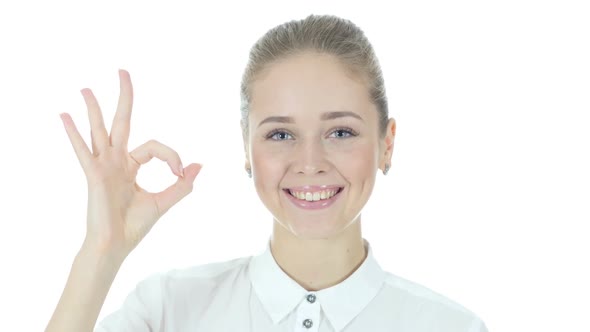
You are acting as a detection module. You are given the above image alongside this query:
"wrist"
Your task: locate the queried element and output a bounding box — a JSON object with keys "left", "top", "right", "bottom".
{"left": 77, "top": 239, "right": 126, "bottom": 275}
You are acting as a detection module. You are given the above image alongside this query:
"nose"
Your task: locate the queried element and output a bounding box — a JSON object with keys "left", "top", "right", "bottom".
{"left": 292, "top": 139, "right": 330, "bottom": 175}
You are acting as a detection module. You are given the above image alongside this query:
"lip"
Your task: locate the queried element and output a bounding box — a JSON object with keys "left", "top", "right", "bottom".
{"left": 283, "top": 187, "right": 344, "bottom": 210}
{"left": 284, "top": 184, "right": 343, "bottom": 191}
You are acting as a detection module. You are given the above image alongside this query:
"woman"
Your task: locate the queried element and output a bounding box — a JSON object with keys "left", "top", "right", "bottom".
{"left": 46, "top": 14, "right": 487, "bottom": 332}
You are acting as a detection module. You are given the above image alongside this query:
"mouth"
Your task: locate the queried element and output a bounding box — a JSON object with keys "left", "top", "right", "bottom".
{"left": 282, "top": 185, "right": 345, "bottom": 210}
{"left": 283, "top": 187, "right": 344, "bottom": 202}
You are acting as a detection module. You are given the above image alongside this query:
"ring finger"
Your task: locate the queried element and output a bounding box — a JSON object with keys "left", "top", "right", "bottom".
{"left": 81, "top": 88, "right": 109, "bottom": 153}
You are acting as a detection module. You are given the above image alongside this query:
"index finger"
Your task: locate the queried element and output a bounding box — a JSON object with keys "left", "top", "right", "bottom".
{"left": 110, "top": 69, "right": 133, "bottom": 149}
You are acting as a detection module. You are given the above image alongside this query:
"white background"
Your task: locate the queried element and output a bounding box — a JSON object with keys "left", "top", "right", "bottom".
{"left": 0, "top": 1, "right": 588, "bottom": 331}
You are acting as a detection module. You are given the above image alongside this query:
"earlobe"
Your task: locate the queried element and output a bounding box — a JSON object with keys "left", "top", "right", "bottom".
{"left": 244, "top": 161, "right": 252, "bottom": 178}
{"left": 383, "top": 163, "right": 390, "bottom": 175}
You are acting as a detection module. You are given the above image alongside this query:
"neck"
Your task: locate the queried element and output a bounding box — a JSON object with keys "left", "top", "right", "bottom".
{"left": 270, "top": 218, "right": 367, "bottom": 291}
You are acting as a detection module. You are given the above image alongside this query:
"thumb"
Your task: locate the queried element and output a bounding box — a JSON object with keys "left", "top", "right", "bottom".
{"left": 153, "top": 163, "right": 203, "bottom": 215}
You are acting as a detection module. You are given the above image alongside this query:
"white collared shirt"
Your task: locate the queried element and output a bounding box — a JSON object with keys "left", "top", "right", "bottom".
{"left": 95, "top": 239, "right": 488, "bottom": 331}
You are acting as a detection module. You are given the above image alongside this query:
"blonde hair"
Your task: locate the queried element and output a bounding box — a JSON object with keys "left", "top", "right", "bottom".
{"left": 240, "top": 14, "right": 389, "bottom": 137}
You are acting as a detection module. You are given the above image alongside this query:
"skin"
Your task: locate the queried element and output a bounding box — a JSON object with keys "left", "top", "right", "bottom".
{"left": 46, "top": 71, "right": 201, "bottom": 332}
{"left": 244, "top": 52, "right": 396, "bottom": 291}
{"left": 45, "top": 52, "right": 395, "bottom": 330}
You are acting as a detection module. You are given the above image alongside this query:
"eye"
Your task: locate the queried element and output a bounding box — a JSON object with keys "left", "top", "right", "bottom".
{"left": 266, "top": 129, "right": 294, "bottom": 141}
{"left": 328, "top": 127, "right": 358, "bottom": 139}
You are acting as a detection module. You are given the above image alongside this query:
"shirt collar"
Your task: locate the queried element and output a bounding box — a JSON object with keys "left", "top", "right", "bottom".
{"left": 248, "top": 238, "right": 387, "bottom": 332}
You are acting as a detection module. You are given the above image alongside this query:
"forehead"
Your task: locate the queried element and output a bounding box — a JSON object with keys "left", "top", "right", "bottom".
{"left": 249, "top": 52, "right": 374, "bottom": 119}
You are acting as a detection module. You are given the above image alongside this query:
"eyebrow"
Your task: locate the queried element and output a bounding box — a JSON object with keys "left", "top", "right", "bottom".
{"left": 257, "top": 111, "right": 364, "bottom": 128}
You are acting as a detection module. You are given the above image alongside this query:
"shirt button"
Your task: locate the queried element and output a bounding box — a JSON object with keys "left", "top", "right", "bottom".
{"left": 306, "top": 294, "right": 316, "bottom": 303}
{"left": 302, "top": 318, "right": 313, "bottom": 328}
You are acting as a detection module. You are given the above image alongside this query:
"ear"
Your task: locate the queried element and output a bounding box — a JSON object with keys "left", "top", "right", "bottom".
{"left": 240, "top": 119, "right": 251, "bottom": 169}
{"left": 380, "top": 118, "right": 396, "bottom": 171}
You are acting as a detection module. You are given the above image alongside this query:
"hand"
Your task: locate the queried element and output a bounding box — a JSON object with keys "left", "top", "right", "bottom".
{"left": 59, "top": 69, "right": 202, "bottom": 261}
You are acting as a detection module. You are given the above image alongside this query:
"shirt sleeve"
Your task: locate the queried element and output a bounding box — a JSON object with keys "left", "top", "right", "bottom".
{"left": 94, "top": 273, "right": 165, "bottom": 332}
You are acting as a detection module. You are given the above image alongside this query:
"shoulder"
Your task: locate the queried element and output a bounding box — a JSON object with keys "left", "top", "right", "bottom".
{"left": 136, "top": 255, "right": 253, "bottom": 299}
{"left": 158, "top": 255, "right": 252, "bottom": 289}
{"left": 166, "top": 255, "right": 252, "bottom": 280}
{"left": 96, "top": 255, "right": 255, "bottom": 331}
{"left": 382, "top": 272, "right": 472, "bottom": 313}
{"left": 380, "top": 272, "right": 487, "bottom": 331}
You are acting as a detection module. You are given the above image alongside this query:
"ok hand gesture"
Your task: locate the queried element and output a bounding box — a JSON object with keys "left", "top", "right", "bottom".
{"left": 59, "top": 70, "right": 202, "bottom": 261}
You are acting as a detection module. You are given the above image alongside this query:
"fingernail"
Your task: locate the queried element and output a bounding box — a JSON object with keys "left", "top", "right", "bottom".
{"left": 179, "top": 163, "right": 184, "bottom": 177}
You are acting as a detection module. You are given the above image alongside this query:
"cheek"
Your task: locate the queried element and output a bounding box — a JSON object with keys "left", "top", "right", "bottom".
{"left": 251, "top": 145, "right": 286, "bottom": 189}
{"left": 332, "top": 141, "right": 378, "bottom": 174}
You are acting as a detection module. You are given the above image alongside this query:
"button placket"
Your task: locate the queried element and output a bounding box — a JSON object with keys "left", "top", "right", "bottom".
{"left": 295, "top": 293, "right": 320, "bottom": 331}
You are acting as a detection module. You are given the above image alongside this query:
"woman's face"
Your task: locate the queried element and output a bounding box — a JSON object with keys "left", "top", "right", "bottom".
{"left": 245, "top": 52, "right": 395, "bottom": 240}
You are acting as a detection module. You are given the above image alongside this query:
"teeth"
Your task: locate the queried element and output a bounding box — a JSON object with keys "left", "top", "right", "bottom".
{"left": 288, "top": 188, "right": 341, "bottom": 201}
{"left": 313, "top": 192, "right": 320, "bottom": 201}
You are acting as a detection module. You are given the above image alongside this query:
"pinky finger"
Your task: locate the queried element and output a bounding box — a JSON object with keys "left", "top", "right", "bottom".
{"left": 60, "top": 113, "right": 92, "bottom": 172}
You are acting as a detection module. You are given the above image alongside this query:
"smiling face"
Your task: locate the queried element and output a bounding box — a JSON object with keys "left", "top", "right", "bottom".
{"left": 244, "top": 52, "right": 395, "bottom": 240}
